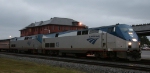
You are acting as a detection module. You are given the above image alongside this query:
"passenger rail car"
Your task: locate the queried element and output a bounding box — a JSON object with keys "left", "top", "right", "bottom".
{"left": 0, "top": 39, "right": 10, "bottom": 52}
{"left": 10, "top": 35, "right": 42, "bottom": 53}
{"left": 7, "top": 24, "right": 141, "bottom": 61}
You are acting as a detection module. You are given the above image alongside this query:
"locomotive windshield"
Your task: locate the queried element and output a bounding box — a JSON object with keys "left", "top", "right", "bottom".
{"left": 129, "top": 28, "right": 133, "bottom": 31}
{"left": 117, "top": 24, "right": 139, "bottom": 42}
{"left": 120, "top": 28, "right": 133, "bottom": 32}
{"left": 121, "top": 28, "right": 133, "bottom": 37}
{"left": 120, "top": 27, "right": 134, "bottom": 37}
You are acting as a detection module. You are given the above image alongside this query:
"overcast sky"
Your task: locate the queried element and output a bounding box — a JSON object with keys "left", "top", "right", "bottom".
{"left": 0, "top": 0, "right": 150, "bottom": 39}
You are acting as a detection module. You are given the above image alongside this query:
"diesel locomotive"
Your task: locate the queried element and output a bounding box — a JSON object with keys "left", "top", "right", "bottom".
{"left": 0, "top": 24, "right": 141, "bottom": 61}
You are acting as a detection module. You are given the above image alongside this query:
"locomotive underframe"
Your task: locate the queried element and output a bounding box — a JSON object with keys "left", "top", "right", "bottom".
{"left": 0, "top": 46, "right": 141, "bottom": 61}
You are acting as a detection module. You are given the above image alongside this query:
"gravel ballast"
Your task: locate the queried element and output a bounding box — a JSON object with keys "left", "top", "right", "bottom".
{"left": 0, "top": 54, "right": 149, "bottom": 73}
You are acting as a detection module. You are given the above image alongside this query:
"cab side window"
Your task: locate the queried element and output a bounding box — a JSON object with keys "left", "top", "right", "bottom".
{"left": 77, "top": 31, "right": 81, "bottom": 35}
{"left": 108, "top": 27, "right": 115, "bottom": 33}
{"left": 82, "top": 30, "right": 88, "bottom": 35}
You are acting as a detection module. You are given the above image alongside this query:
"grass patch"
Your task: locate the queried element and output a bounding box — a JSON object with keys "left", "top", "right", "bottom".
{"left": 0, "top": 58, "right": 85, "bottom": 73}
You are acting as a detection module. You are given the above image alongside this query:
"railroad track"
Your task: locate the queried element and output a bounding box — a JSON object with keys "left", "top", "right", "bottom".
{"left": 0, "top": 52, "right": 150, "bottom": 72}
{"left": 115, "top": 59, "right": 150, "bottom": 65}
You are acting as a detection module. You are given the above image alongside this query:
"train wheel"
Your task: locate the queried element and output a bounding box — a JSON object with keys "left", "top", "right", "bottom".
{"left": 75, "top": 53, "right": 86, "bottom": 58}
{"left": 95, "top": 52, "right": 101, "bottom": 59}
{"left": 44, "top": 50, "right": 48, "bottom": 55}
{"left": 15, "top": 49, "right": 18, "bottom": 53}
{"left": 50, "top": 51, "right": 53, "bottom": 55}
{"left": 109, "top": 52, "right": 118, "bottom": 61}
{"left": 75, "top": 54, "right": 80, "bottom": 57}
{"left": 61, "top": 53, "right": 66, "bottom": 57}
{"left": 49, "top": 50, "right": 59, "bottom": 56}
{"left": 129, "top": 50, "right": 141, "bottom": 61}
{"left": 54, "top": 51, "right": 59, "bottom": 56}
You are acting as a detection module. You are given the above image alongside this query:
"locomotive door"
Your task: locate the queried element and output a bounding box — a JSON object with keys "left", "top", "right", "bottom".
{"left": 101, "top": 31, "right": 107, "bottom": 48}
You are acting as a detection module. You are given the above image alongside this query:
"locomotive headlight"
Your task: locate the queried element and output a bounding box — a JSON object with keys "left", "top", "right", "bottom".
{"left": 128, "top": 42, "right": 132, "bottom": 45}
{"left": 132, "top": 38, "right": 137, "bottom": 42}
{"left": 139, "top": 42, "right": 140, "bottom": 45}
{"left": 128, "top": 32, "right": 133, "bottom": 34}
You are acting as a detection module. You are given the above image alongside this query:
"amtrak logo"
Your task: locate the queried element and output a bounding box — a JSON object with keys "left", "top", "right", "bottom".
{"left": 87, "top": 35, "right": 100, "bottom": 44}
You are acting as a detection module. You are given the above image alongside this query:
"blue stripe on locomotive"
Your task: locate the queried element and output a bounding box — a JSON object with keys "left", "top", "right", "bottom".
{"left": 36, "top": 34, "right": 43, "bottom": 43}
{"left": 99, "top": 24, "right": 139, "bottom": 41}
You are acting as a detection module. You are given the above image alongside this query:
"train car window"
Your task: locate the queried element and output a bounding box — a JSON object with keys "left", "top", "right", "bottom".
{"left": 24, "top": 37, "right": 29, "bottom": 40}
{"left": 24, "top": 37, "right": 33, "bottom": 40}
{"left": 113, "top": 27, "right": 116, "bottom": 32}
{"left": 107, "top": 28, "right": 112, "bottom": 33}
{"left": 108, "top": 27, "right": 115, "bottom": 33}
{"left": 27, "top": 37, "right": 29, "bottom": 40}
{"left": 50, "top": 43, "right": 55, "bottom": 47}
{"left": 82, "top": 30, "right": 88, "bottom": 35}
{"left": 11, "top": 44, "right": 16, "bottom": 47}
{"left": 77, "top": 31, "right": 81, "bottom": 35}
{"left": 89, "top": 29, "right": 99, "bottom": 34}
{"left": 55, "top": 33, "right": 58, "bottom": 37}
{"left": 45, "top": 43, "right": 49, "bottom": 47}
{"left": 24, "top": 37, "right": 27, "bottom": 40}
{"left": 28, "top": 37, "right": 32, "bottom": 39}
{"left": 129, "top": 28, "right": 133, "bottom": 31}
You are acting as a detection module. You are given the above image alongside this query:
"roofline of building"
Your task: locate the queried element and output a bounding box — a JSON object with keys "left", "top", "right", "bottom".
{"left": 19, "top": 17, "right": 87, "bottom": 31}
{"left": 19, "top": 23, "right": 87, "bottom": 31}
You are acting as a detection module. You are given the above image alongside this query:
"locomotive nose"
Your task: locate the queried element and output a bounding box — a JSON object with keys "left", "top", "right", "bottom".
{"left": 127, "top": 41, "right": 140, "bottom": 49}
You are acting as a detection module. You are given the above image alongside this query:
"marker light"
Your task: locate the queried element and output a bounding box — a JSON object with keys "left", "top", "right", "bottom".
{"left": 128, "top": 32, "right": 133, "bottom": 34}
{"left": 139, "top": 42, "right": 140, "bottom": 45}
{"left": 128, "top": 42, "right": 132, "bottom": 45}
{"left": 132, "top": 38, "right": 137, "bottom": 42}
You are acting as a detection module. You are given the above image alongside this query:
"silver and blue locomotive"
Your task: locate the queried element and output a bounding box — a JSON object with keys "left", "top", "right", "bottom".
{"left": 9, "top": 24, "right": 141, "bottom": 61}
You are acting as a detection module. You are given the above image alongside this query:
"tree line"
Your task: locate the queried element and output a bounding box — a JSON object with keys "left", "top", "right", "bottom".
{"left": 139, "top": 36, "right": 150, "bottom": 46}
